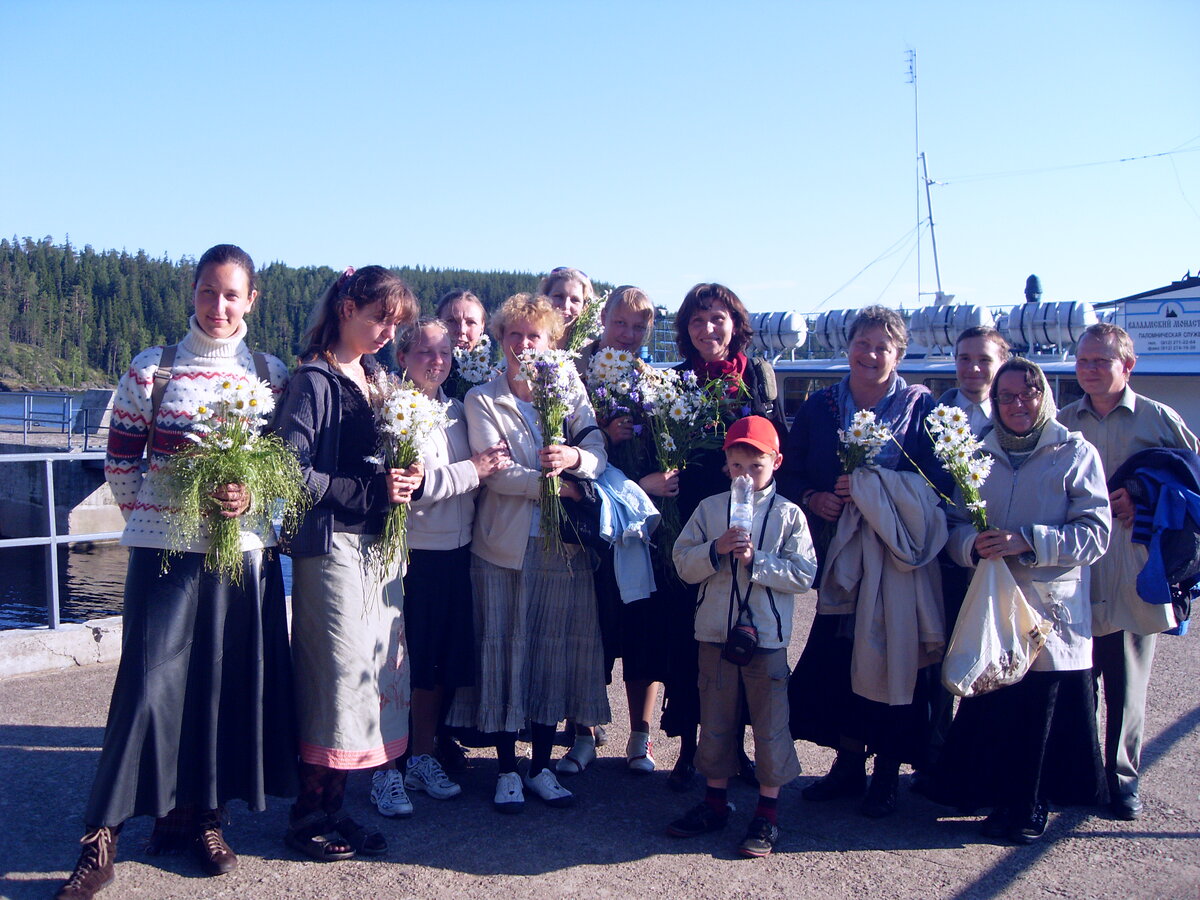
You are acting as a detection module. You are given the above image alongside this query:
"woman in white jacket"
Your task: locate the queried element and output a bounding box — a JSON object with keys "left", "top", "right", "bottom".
{"left": 932, "top": 358, "right": 1111, "bottom": 844}
{"left": 447, "top": 293, "right": 610, "bottom": 813}
{"left": 368, "top": 318, "right": 510, "bottom": 815}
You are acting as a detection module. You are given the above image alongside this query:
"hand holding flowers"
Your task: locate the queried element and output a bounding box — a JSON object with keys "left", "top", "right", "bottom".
{"left": 371, "top": 379, "right": 451, "bottom": 576}
{"left": 165, "top": 376, "right": 308, "bottom": 584}
{"left": 925, "top": 404, "right": 993, "bottom": 532}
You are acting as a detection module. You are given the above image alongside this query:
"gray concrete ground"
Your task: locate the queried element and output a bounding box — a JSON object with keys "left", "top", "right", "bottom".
{"left": 1, "top": 599, "right": 1197, "bottom": 900}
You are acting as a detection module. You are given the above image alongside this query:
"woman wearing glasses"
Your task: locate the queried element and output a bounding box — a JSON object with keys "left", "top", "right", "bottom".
{"left": 930, "top": 358, "right": 1110, "bottom": 844}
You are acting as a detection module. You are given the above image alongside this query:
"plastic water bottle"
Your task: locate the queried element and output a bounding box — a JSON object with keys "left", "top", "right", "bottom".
{"left": 730, "top": 474, "right": 754, "bottom": 534}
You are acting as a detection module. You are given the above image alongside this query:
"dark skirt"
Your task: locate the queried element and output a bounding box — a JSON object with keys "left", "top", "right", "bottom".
{"left": 403, "top": 546, "right": 476, "bottom": 691}
{"left": 659, "top": 575, "right": 701, "bottom": 738}
{"left": 927, "top": 668, "right": 1108, "bottom": 813}
{"left": 84, "top": 547, "right": 298, "bottom": 828}
{"left": 593, "top": 547, "right": 673, "bottom": 684}
{"left": 789, "top": 612, "right": 933, "bottom": 765}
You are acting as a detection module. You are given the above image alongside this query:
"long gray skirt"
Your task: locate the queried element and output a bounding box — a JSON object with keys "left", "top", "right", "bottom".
{"left": 448, "top": 538, "right": 610, "bottom": 734}
{"left": 291, "top": 532, "right": 409, "bottom": 769}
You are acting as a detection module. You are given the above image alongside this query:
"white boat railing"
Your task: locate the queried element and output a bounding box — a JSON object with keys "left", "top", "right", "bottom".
{"left": 0, "top": 392, "right": 109, "bottom": 452}
{"left": 0, "top": 451, "right": 122, "bottom": 629}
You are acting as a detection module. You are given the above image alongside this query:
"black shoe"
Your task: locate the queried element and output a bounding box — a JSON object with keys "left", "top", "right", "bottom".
{"left": 667, "top": 759, "right": 698, "bottom": 793}
{"left": 979, "top": 808, "right": 1011, "bottom": 839}
{"left": 802, "top": 754, "right": 867, "bottom": 802}
{"left": 435, "top": 736, "right": 469, "bottom": 775}
{"left": 1110, "top": 792, "right": 1142, "bottom": 821}
{"left": 594, "top": 724, "right": 609, "bottom": 748}
{"left": 56, "top": 827, "right": 117, "bottom": 900}
{"left": 1009, "top": 801, "right": 1049, "bottom": 844}
{"left": 737, "top": 816, "right": 780, "bottom": 858}
{"left": 666, "top": 801, "right": 734, "bottom": 837}
{"left": 860, "top": 768, "right": 899, "bottom": 818}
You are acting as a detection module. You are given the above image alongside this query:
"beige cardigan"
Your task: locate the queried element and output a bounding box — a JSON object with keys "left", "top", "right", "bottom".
{"left": 464, "top": 372, "right": 606, "bottom": 570}
{"left": 820, "top": 466, "right": 948, "bottom": 706}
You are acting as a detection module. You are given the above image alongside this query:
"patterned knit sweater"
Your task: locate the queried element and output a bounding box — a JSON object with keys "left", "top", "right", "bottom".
{"left": 104, "top": 316, "right": 290, "bottom": 552}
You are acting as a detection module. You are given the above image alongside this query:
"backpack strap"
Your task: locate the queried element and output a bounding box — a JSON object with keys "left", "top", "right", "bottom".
{"left": 146, "top": 344, "right": 177, "bottom": 460}
{"left": 748, "top": 357, "right": 778, "bottom": 415}
{"left": 252, "top": 351, "right": 270, "bottom": 384}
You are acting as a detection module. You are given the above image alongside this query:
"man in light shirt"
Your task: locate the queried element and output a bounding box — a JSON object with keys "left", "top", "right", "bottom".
{"left": 1059, "top": 323, "right": 1199, "bottom": 820}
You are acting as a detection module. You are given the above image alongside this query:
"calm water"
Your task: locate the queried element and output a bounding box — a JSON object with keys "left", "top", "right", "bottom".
{"left": 0, "top": 543, "right": 295, "bottom": 630}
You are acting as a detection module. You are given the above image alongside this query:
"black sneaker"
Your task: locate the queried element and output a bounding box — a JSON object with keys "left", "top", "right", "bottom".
{"left": 435, "top": 736, "right": 469, "bottom": 775}
{"left": 979, "top": 808, "right": 1011, "bottom": 839}
{"left": 666, "top": 801, "right": 734, "bottom": 837}
{"left": 737, "top": 816, "right": 780, "bottom": 858}
{"left": 802, "top": 755, "right": 867, "bottom": 802}
{"left": 1009, "top": 800, "right": 1049, "bottom": 844}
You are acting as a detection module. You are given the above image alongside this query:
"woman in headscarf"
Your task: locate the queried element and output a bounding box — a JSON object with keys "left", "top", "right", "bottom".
{"left": 930, "top": 357, "right": 1110, "bottom": 843}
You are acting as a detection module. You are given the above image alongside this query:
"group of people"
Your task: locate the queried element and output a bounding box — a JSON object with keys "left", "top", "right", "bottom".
{"left": 55, "top": 244, "right": 1196, "bottom": 897}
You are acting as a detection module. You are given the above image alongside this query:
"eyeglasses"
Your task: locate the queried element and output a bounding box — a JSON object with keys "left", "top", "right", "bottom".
{"left": 996, "top": 388, "right": 1042, "bottom": 406}
{"left": 1076, "top": 356, "right": 1122, "bottom": 369}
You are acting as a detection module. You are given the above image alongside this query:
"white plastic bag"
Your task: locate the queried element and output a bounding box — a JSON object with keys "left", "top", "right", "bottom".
{"left": 942, "top": 556, "right": 1054, "bottom": 698}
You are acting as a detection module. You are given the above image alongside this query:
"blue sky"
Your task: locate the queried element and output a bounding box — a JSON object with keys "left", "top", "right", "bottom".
{"left": 4, "top": 1, "right": 1198, "bottom": 315}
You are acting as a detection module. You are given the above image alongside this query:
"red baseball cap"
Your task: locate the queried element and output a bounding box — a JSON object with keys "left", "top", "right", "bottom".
{"left": 723, "top": 415, "right": 779, "bottom": 455}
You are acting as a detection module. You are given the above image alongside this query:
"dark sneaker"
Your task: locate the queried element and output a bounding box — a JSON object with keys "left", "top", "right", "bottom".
{"left": 737, "top": 816, "right": 780, "bottom": 858}
{"left": 193, "top": 813, "right": 237, "bottom": 876}
{"left": 666, "top": 801, "right": 734, "bottom": 837}
{"left": 802, "top": 756, "right": 867, "bottom": 802}
{"left": 1110, "top": 792, "right": 1142, "bottom": 821}
{"left": 860, "top": 769, "right": 899, "bottom": 818}
{"left": 667, "top": 760, "right": 697, "bottom": 793}
{"left": 56, "top": 827, "right": 117, "bottom": 900}
{"left": 979, "top": 808, "right": 1011, "bottom": 839}
{"left": 435, "top": 736, "right": 469, "bottom": 775}
{"left": 1009, "top": 800, "right": 1049, "bottom": 844}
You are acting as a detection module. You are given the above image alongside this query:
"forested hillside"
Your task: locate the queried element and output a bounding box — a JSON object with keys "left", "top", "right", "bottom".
{"left": 0, "top": 236, "right": 595, "bottom": 387}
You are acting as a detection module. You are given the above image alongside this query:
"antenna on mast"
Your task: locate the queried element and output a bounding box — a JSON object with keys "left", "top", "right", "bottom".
{"left": 907, "top": 49, "right": 949, "bottom": 305}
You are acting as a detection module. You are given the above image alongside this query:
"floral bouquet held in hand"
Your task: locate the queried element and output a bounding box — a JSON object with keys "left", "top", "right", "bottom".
{"left": 639, "top": 366, "right": 724, "bottom": 556}
{"left": 165, "top": 377, "right": 308, "bottom": 585}
{"left": 371, "top": 379, "right": 452, "bottom": 577}
{"left": 517, "top": 347, "right": 580, "bottom": 555}
{"left": 838, "top": 409, "right": 892, "bottom": 474}
{"left": 925, "top": 403, "right": 993, "bottom": 531}
{"left": 585, "top": 347, "right": 647, "bottom": 472}
{"left": 565, "top": 291, "right": 606, "bottom": 353}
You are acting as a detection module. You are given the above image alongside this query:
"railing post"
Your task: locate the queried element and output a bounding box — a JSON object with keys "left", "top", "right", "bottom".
{"left": 44, "top": 458, "right": 61, "bottom": 629}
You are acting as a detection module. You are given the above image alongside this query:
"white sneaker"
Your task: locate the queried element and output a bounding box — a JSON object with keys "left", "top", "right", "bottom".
{"left": 626, "top": 731, "right": 656, "bottom": 774}
{"left": 494, "top": 771, "right": 525, "bottom": 814}
{"left": 370, "top": 768, "right": 414, "bottom": 818}
{"left": 555, "top": 737, "right": 596, "bottom": 776}
{"left": 405, "top": 754, "right": 462, "bottom": 800}
{"left": 524, "top": 767, "right": 575, "bottom": 808}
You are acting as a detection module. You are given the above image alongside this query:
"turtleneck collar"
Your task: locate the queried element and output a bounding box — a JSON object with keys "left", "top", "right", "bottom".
{"left": 179, "top": 315, "right": 248, "bottom": 359}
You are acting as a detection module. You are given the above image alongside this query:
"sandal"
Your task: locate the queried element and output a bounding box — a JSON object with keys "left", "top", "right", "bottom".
{"left": 329, "top": 813, "right": 388, "bottom": 857}
{"left": 555, "top": 737, "right": 596, "bottom": 776}
{"left": 283, "top": 810, "right": 356, "bottom": 862}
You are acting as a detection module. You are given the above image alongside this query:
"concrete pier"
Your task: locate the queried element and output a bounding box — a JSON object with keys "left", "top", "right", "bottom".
{"left": 0, "top": 598, "right": 1197, "bottom": 900}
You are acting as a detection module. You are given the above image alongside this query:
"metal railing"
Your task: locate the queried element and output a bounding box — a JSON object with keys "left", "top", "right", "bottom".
{"left": 0, "top": 451, "right": 122, "bottom": 629}
{"left": 0, "top": 392, "right": 109, "bottom": 451}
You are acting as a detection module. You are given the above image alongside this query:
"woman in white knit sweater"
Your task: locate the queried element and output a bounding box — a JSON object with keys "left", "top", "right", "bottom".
{"left": 57, "top": 244, "right": 296, "bottom": 900}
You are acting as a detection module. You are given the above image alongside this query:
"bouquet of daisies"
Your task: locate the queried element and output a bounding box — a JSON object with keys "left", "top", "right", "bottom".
{"left": 639, "top": 366, "right": 724, "bottom": 553}
{"left": 165, "top": 376, "right": 308, "bottom": 584}
{"left": 838, "top": 410, "right": 892, "bottom": 474}
{"left": 585, "top": 347, "right": 649, "bottom": 472}
{"left": 445, "top": 334, "right": 500, "bottom": 400}
{"left": 517, "top": 347, "right": 581, "bottom": 554}
{"left": 371, "top": 379, "right": 453, "bottom": 577}
{"left": 925, "top": 404, "right": 992, "bottom": 531}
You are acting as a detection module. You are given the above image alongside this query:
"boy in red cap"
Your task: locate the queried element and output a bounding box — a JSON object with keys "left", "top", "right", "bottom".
{"left": 666, "top": 416, "right": 817, "bottom": 856}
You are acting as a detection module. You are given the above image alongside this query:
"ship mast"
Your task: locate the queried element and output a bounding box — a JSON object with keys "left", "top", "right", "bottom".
{"left": 908, "top": 50, "right": 948, "bottom": 305}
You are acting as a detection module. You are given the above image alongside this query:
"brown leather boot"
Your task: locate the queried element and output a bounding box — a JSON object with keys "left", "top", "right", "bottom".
{"left": 193, "top": 810, "right": 238, "bottom": 876}
{"left": 55, "top": 827, "right": 117, "bottom": 900}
